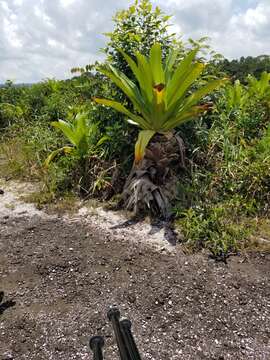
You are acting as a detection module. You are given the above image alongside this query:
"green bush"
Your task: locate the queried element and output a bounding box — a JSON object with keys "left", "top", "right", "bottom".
{"left": 104, "top": 0, "right": 177, "bottom": 77}
{"left": 173, "top": 73, "right": 270, "bottom": 256}
{"left": 177, "top": 204, "right": 251, "bottom": 258}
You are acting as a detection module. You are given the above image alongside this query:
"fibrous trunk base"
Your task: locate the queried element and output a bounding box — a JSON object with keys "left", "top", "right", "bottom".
{"left": 122, "top": 132, "right": 185, "bottom": 219}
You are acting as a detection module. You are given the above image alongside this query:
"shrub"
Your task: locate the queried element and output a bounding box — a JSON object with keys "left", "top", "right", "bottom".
{"left": 177, "top": 204, "right": 251, "bottom": 259}
{"left": 103, "top": 0, "right": 178, "bottom": 77}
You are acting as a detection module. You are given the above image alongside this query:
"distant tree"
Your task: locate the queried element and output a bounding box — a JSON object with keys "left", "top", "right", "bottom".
{"left": 219, "top": 55, "right": 270, "bottom": 82}
{"left": 4, "top": 80, "right": 14, "bottom": 88}
{"left": 103, "top": 0, "right": 181, "bottom": 78}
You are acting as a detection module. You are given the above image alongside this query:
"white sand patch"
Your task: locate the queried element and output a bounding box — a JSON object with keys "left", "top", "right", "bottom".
{"left": 74, "top": 206, "right": 176, "bottom": 253}
{"left": 0, "top": 180, "right": 46, "bottom": 218}
{"left": 0, "top": 179, "right": 176, "bottom": 253}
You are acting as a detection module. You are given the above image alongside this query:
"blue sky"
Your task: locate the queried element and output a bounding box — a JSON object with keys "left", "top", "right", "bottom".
{"left": 0, "top": 0, "right": 269, "bottom": 83}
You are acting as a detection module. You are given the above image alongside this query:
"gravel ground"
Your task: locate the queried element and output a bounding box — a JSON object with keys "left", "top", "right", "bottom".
{"left": 0, "top": 184, "right": 270, "bottom": 359}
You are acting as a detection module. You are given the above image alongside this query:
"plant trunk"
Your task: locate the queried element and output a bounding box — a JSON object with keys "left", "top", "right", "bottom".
{"left": 121, "top": 132, "right": 186, "bottom": 219}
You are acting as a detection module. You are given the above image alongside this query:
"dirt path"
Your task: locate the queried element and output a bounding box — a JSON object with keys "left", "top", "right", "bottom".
{"left": 0, "top": 182, "right": 269, "bottom": 359}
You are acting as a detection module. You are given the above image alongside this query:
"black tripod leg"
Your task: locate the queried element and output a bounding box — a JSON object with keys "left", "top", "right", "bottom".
{"left": 107, "top": 307, "right": 131, "bottom": 360}
{"left": 89, "top": 336, "right": 104, "bottom": 360}
{"left": 120, "top": 319, "right": 142, "bottom": 360}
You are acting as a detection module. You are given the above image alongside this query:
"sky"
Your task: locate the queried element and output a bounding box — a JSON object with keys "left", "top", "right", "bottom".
{"left": 0, "top": 0, "right": 269, "bottom": 83}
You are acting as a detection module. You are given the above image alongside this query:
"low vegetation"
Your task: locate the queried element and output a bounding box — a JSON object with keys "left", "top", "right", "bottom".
{"left": 1, "top": 0, "right": 270, "bottom": 258}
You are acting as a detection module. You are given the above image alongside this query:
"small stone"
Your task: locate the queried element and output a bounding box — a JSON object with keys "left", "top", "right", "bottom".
{"left": 2, "top": 354, "right": 13, "bottom": 360}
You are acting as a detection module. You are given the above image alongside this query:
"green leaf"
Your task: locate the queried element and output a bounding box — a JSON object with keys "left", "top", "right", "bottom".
{"left": 99, "top": 65, "right": 143, "bottom": 110}
{"left": 94, "top": 98, "right": 150, "bottom": 129}
{"left": 166, "top": 48, "right": 199, "bottom": 104}
{"left": 168, "top": 62, "right": 205, "bottom": 109}
{"left": 182, "top": 79, "right": 225, "bottom": 109}
{"left": 118, "top": 49, "right": 141, "bottom": 83}
{"left": 152, "top": 84, "right": 166, "bottom": 129}
{"left": 96, "top": 135, "right": 110, "bottom": 147}
{"left": 135, "top": 130, "right": 156, "bottom": 163}
{"left": 162, "top": 106, "right": 202, "bottom": 130}
{"left": 44, "top": 146, "right": 73, "bottom": 167}
{"left": 164, "top": 49, "right": 178, "bottom": 82}
{"left": 136, "top": 52, "right": 153, "bottom": 103}
{"left": 74, "top": 112, "right": 88, "bottom": 146}
{"left": 119, "top": 49, "right": 152, "bottom": 108}
{"left": 96, "top": 43, "right": 224, "bottom": 155}
{"left": 150, "top": 43, "right": 165, "bottom": 85}
{"left": 51, "top": 120, "right": 77, "bottom": 147}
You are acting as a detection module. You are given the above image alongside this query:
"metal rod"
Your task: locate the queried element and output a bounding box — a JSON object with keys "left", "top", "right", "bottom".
{"left": 120, "top": 319, "right": 142, "bottom": 360}
{"left": 107, "top": 307, "right": 131, "bottom": 360}
{"left": 0, "top": 291, "right": 4, "bottom": 304}
{"left": 89, "top": 336, "right": 104, "bottom": 360}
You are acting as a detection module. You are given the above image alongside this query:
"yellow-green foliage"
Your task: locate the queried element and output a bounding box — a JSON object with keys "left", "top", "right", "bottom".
{"left": 95, "top": 43, "right": 224, "bottom": 162}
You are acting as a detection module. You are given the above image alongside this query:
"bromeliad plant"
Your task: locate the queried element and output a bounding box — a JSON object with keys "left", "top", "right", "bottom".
{"left": 224, "top": 80, "right": 249, "bottom": 112}
{"left": 45, "top": 112, "right": 104, "bottom": 166}
{"left": 94, "top": 43, "right": 225, "bottom": 216}
{"left": 247, "top": 71, "right": 270, "bottom": 102}
{"left": 94, "top": 43, "right": 225, "bottom": 164}
{"left": 45, "top": 111, "right": 111, "bottom": 196}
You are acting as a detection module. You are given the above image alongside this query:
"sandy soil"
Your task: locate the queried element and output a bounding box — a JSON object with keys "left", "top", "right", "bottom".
{"left": 0, "top": 181, "right": 269, "bottom": 359}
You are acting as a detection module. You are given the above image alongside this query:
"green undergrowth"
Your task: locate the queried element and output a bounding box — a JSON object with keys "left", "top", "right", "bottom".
{"left": 0, "top": 122, "right": 76, "bottom": 204}
{"left": 1, "top": 0, "right": 270, "bottom": 258}
{"left": 173, "top": 80, "right": 270, "bottom": 257}
{"left": 175, "top": 199, "right": 258, "bottom": 258}
{"left": 249, "top": 218, "right": 270, "bottom": 252}
{"left": 22, "top": 191, "right": 79, "bottom": 214}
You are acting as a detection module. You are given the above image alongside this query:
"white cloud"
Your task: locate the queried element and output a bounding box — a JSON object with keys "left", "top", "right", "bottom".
{"left": 3, "top": 17, "right": 23, "bottom": 48}
{"left": 0, "top": 0, "right": 269, "bottom": 83}
{"left": 213, "top": 0, "right": 270, "bottom": 58}
{"left": 158, "top": 0, "right": 270, "bottom": 58}
{"left": 60, "top": 0, "right": 76, "bottom": 7}
{"left": 243, "top": 3, "right": 269, "bottom": 28}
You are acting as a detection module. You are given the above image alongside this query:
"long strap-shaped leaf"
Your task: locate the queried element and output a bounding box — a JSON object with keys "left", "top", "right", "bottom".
{"left": 150, "top": 43, "right": 165, "bottom": 85}
{"left": 164, "top": 49, "right": 179, "bottom": 83}
{"left": 167, "top": 62, "right": 205, "bottom": 109}
{"left": 135, "top": 130, "right": 156, "bottom": 163}
{"left": 105, "top": 65, "right": 152, "bottom": 119}
{"left": 166, "top": 48, "right": 199, "bottom": 104}
{"left": 51, "top": 120, "right": 77, "bottom": 147}
{"left": 162, "top": 106, "right": 203, "bottom": 131}
{"left": 109, "top": 65, "right": 144, "bottom": 105}
{"left": 163, "top": 79, "right": 225, "bottom": 130}
{"left": 259, "top": 71, "right": 269, "bottom": 95}
{"left": 181, "top": 79, "right": 226, "bottom": 109}
{"left": 93, "top": 98, "right": 151, "bottom": 129}
{"left": 136, "top": 53, "right": 154, "bottom": 104}
{"left": 100, "top": 66, "right": 143, "bottom": 111}
{"left": 152, "top": 85, "right": 166, "bottom": 129}
{"left": 74, "top": 113, "right": 88, "bottom": 146}
{"left": 162, "top": 63, "right": 208, "bottom": 122}
{"left": 44, "top": 146, "right": 73, "bottom": 167}
{"left": 118, "top": 49, "right": 152, "bottom": 110}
